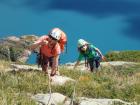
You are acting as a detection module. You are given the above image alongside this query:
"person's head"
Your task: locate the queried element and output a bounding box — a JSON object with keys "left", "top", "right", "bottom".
{"left": 78, "top": 39, "right": 88, "bottom": 51}
{"left": 49, "top": 28, "right": 61, "bottom": 44}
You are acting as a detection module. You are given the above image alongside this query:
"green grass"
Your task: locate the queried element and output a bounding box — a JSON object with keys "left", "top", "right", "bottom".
{"left": 105, "top": 50, "right": 140, "bottom": 62}
{"left": 0, "top": 60, "right": 11, "bottom": 71}
{"left": 0, "top": 62, "right": 140, "bottom": 104}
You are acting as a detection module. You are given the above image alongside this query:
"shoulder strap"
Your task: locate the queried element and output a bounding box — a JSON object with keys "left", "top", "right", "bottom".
{"left": 51, "top": 44, "right": 57, "bottom": 55}
{"left": 87, "top": 44, "right": 96, "bottom": 53}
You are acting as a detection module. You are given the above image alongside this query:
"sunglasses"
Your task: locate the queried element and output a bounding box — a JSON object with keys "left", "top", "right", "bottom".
{"left": 79, "top": 45, "right": 86, "bottom": 50}
{"left": 80, "top": 45, "right": 86, "bottom": 49}
{"left": 49, "top": 35, "right": 58, "bottom": 41}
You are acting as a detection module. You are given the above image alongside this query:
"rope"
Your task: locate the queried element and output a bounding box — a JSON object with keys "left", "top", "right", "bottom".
{"left": 70, "top": 67, "right": 84, "bottom": 105}
{"left": 46, "top": 68, "right": 56, "bottom": 105}
{"left": 47, "top": 71, "right": 52, "bottom": 105}
{"left": 70, "top": 57, "right": 109, "bottom": 104}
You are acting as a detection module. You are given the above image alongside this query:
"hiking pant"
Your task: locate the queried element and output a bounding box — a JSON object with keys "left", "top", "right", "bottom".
{"left": 88, "top": 56, "right": 101, "bottom": 72}
{"left": 37, "top": 54, "right": 53, "bottom": 73}
{"left": 41, "top": 56, "right": 53, "bottom": 67}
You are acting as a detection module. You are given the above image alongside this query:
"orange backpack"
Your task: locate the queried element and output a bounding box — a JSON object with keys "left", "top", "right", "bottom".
{"left": 46, "top": 29, "right": 67, "bottom": 53}
{"left": 58, "top": 31, "right": 67, "bottom": 53}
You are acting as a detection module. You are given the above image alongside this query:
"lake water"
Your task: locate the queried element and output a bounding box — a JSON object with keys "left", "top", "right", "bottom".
{"left": 0, "top": 1, "right": 140, "bottom": 64}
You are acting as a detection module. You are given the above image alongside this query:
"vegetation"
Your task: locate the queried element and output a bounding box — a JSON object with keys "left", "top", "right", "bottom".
{"left": 105, "top": 50, "right": 140, "bottom": 62}
{"left": 0, "top": 60, "right": 140, "bottom": 104}
{"left": 0, "top": 40, "right": 140, "bottom": 104}
{"left": 0, "top": 38, "right": 29, "bottom": 62}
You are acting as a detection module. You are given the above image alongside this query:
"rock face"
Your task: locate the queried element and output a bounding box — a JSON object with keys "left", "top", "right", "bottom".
{"left": 101, "top": 61, "right": 135, "bottom": 66}
{"left": 17, "top": 49, "right": 32, "bottom": 63}
{"left": 7, "top": 36, "right": 20, "bottom": 42}
{"left": 78, "top": 97, "right": 134, "bottom": 105}
{"left": 11, "top": 64, "right": 42, "bottom": 71}
{"left": 0, "top": 35, "right": 39, "bottom": 62}
{"left": 32, "top": 93, "right": 68, "bottom": 105}
{"left": 1, "top": 62, "right": 137, "bottom": 105}
{"left": 32, "top": 93, "right": 134, "bottom": 105}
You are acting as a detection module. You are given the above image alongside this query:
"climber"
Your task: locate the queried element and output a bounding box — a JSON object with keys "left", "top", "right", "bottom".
{"left": 74, "top": 39, "right": 105, "bottom": 72}
{"left": 27, "top": 28, "right": 67, "bottom": 76}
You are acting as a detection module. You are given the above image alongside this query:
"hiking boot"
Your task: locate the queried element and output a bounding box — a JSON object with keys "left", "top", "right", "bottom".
{"left": 50, "top": 73, "right": 56, "bottom": 77}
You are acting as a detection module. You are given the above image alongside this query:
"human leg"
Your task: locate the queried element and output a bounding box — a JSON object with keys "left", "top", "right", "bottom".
{"left": 41, "top": 56, "right": 49, "bottom": 74}
{"left": 88, "top": 59, "right": 94, "bottom": 72}
{"left": 50, "top": 55, "right": 60, "bottom": 76}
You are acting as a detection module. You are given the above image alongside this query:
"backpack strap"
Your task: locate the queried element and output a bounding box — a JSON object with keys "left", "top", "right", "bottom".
{"left": 84, "top": 55, "right": 88, "bottom": 67}
{"left": 51, "top": 44, "right": 57, "bottom": 54}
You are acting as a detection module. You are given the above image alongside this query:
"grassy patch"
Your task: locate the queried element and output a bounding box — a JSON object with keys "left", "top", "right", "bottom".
{"left": 0, "top": 60, "right": 11, "bottom": 71}
{"left": 105, "top": 50, "right": 140, "bottom": 62}
{"left": 0, "top": 62, "right": 140, "bottom": 104}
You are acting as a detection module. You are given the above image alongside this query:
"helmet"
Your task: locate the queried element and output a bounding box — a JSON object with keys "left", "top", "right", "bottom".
{"left": 78, "top": 39, "right": 88, "bottom": 48}
{"left": 49, "top": 28, "right": 61, "bottom": 40}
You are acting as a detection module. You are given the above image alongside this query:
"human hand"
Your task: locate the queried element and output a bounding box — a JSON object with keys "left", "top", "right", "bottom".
{"left": 101, "top": 56, "right": 106, "bottom": 61}
{"left": 40, "top": 40, "right": 48, "bottom": 45}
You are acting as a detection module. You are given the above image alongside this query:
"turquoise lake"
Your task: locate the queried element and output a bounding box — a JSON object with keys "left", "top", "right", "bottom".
{"left": 0, "top": 0, "right": 140, "bottom": 64}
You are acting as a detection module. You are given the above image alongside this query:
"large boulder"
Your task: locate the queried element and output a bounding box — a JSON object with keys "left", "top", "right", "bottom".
{"left": 32, "top": 93, "right": 68, "bottom": 105}
{"left": 32, "top": 94, "right": 135, "bottom": 105}
{"left": 78, "top": 97, "right": 135, "bottom": 105}
{"left": 11, "top": 64, "right": 42, "bottom": 71}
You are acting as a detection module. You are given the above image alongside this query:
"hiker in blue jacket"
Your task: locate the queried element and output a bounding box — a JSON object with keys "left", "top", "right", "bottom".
{"left": 74, "top": 39, "right": 105, "bottom": 72}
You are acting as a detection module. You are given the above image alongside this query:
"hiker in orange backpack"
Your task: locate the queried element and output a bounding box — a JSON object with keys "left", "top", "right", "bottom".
{"left": 74, "top": 39, "right": 105, "bottom": 72}
{"left": 28, "top": 28, "right": 67, "bottom": 76}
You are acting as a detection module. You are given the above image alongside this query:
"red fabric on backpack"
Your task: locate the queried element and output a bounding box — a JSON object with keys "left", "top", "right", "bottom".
{"left": 35, "top": 29, "right": 67, "bottom": 53}
{"left": 58, "top": 31, "right": 67, "bottom": 52}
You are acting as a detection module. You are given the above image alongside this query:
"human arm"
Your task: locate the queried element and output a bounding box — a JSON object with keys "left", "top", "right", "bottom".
{"left": 27, "top": 35, "right": 48, "bottom": 51}
{"left": 94, "top": 48, "right": 105, "bottom": 61}
{"left": 73, "top": 52, "right": 84, "bottom": 69}
{"left": 73, "top": 60, "right": 80, "bottom": 69}
{"left": 51, "top": 55, "right": 60, "bottom": 75}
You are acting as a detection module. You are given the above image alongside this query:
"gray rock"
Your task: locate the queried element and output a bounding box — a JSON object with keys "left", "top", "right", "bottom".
{"left": 51, "top": 75, "right": 75, "bottom": 86}
{"left": 17, "top": 49, "right": 32, "bottom": 63}
{"left": 101, "top": 61, "right": 135, "bottom": 66}
{"left": 79, "top": 97, "right": 134, "bottom": 105}
{"left": 32, "top": 93, "right": 68, "bottom": 105}
{"left": 11, "top": 64, "right": 42, "bottom": 71}
{"left": 7, "top": 36, "right": 20, "bottom": 42}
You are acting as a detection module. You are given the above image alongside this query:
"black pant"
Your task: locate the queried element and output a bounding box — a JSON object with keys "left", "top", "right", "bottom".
{"left": 37, "top": 53, "right": 53, "bottom": 67}
{"left": 41, "top": 55, "right": 53, "bottom": 67}
{"left": 88, "top": 58, "right": 100, "bottom": 72}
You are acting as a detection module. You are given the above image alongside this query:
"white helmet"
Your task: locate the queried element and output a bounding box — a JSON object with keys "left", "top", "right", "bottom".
{"left": 49, "top": 28, "right": 61, "bottom": 40}
{"left": 78, "top": 39, "right": 88, "bottom": 48}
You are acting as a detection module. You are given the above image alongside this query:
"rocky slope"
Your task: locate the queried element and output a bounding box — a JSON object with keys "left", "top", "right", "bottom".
{"left": 1, "top": 61, "right": 138, "bottom": 105}
{"left": 0, "top": 35, "right": 38, "bottom": 62}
